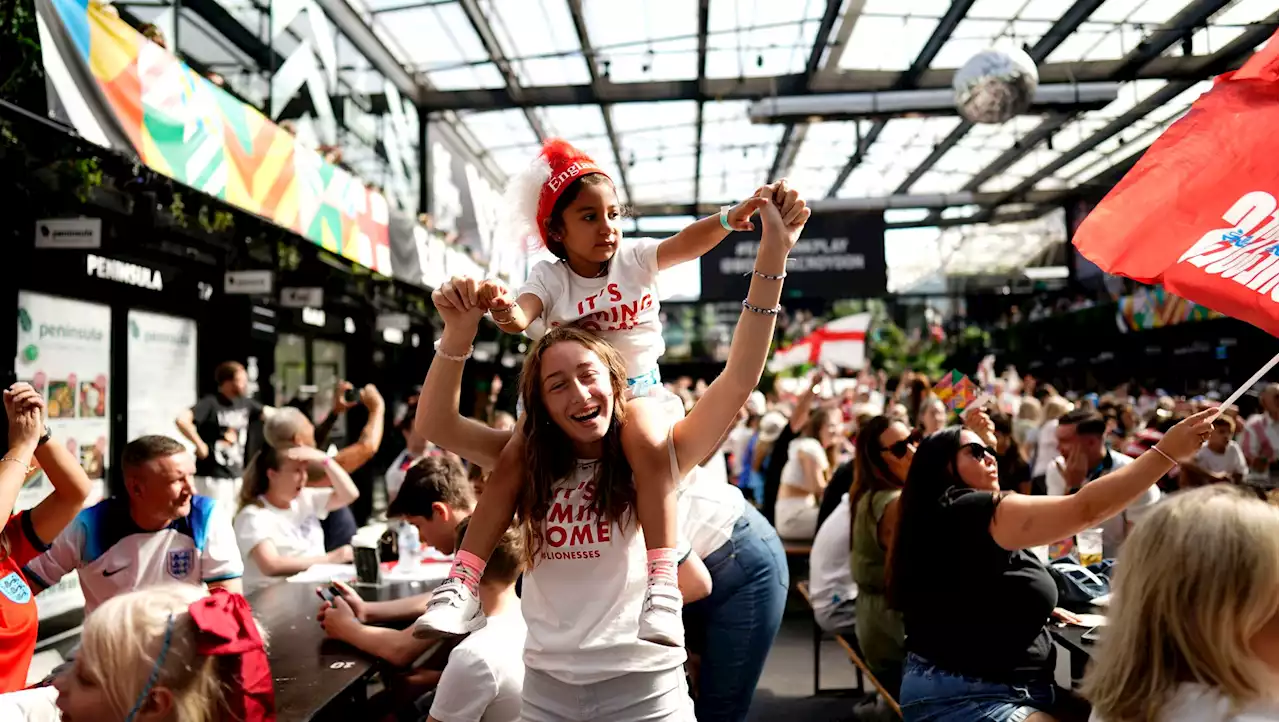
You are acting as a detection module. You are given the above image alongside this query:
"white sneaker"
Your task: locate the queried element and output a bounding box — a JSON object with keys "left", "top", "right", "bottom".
{"left": 637, "top": 583, "right": 684, "bottom": 647}
{"left": 413, "top": 579, "right": 486, "bottom": 638}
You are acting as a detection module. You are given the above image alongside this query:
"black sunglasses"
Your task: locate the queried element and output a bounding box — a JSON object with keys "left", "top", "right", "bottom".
{"left": 960, "top": 442, "right": 997, "bottom": 462}
{"left": 883, "top": 430, "right": 921, "bottom": 459}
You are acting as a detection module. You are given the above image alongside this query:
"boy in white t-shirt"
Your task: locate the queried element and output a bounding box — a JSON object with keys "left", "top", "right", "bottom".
{"left": 318, "top": 518, "right": 526, "bottom": 722}
{"left": 1192, "top": 416, "right": 1248, "bottom": 482}
{"left": 417, "top": 138, "right": 774, "bottom": 648}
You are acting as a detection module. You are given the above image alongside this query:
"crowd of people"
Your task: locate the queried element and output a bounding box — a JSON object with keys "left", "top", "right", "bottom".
{"left": 0, "top": 136, "right": 1276, "bottom": 722}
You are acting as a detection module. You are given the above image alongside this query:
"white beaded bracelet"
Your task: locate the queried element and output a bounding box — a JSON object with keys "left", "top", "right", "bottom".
{"left": 433, "top": 339, "right": 473, "bottom": 362}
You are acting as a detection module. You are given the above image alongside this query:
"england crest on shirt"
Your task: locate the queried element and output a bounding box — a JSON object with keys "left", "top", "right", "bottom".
{"left": 0, "top": 571, "right": 32, "bottom": 604}
{"left": 168, "top": 549, "right": 194, "bottom": 579}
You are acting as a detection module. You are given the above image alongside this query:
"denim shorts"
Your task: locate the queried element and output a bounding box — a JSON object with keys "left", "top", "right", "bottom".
{"left": 899, "top": 653, "right": 1057, "bottom": 722}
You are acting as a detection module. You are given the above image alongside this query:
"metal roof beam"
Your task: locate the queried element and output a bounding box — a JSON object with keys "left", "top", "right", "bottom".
{"left": 692, "top": 0, "right": 709, "bottom": 206}
{"left": 458, "top": 0, "right": 547, "bottom": 142}
{"left": 417, "top": 55, "right": 1238, "bottom": 111}
{"left": 631, "top": 188, "right": 1064, "bottom": 217}
{"left": 765, "top": 0, "right": 845, "bottom": 183}
{"left": 313, "top": 0, "right": 422, "bottom": 103}
{"left": 567, "top": 0, "right": 632, "bottom": 204}
{"left": 825, "top": 0, "right": 975, "bottom": 198}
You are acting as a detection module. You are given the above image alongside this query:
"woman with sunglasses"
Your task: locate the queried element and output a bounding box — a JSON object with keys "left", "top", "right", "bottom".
{"left": 888, "top": 408, "right": 1216, "bottom": 722}
{"left": 848, "top": 415, "right": 916, "bottom": 697}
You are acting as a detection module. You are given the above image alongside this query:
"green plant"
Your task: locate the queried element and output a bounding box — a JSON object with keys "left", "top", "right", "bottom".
{"left": 870, "top": 321, "right": 946, "bottom": 379}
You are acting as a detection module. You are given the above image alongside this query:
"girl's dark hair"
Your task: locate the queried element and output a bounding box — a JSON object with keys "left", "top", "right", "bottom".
{"left": 907, "top": 376, "right": 931, "bottom": 427}
{"left": 888, "top": 426, "right": 968, "bottom": 609}
{"left": 516, "top": 326, "right": 635, "bottom": 567}
{"left": 544, "top": 173, "right": 618, "bottom": 261}
{"left": 238, "top": 445, "right": 285, "bottom": 512}
{"left": 850, "top": 416, "right": 905, "bottom": 520}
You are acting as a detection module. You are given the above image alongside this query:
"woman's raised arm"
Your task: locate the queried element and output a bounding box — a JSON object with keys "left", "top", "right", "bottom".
{"left": 413, "top": 277, "right": 513, "bottom": 470}
{"left": 671, "top": 183, "right": 809, "bottom": 477}
{"left": 989, "top": 409, "right": 1215, "bottom": 551}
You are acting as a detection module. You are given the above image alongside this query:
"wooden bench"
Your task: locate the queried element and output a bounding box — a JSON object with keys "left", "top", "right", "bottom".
{"left": 797, "top": 580, "right": 902, "bottom": 717}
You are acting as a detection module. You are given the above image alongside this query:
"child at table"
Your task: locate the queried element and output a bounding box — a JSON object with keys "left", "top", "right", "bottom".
{"left": 52, "top": 585, "right": 273, "bottom": 722}
{"left": 416, "top": 137, "right": 780, "bottom": 647}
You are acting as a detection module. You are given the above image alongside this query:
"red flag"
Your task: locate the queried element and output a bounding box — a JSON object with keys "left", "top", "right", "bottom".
{"left": 1072, "top": 32, "right": 1280, "bottom": 337}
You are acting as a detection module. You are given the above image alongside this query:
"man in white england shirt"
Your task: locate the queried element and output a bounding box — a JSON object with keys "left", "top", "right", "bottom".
{"left": 1046, "top": 409, "right": 1159, "bottom": 558}
{"left": 23, "top": 435, "right": 243, "bottom": 614}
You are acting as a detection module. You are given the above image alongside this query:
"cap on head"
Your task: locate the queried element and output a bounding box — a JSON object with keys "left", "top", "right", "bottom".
{"left": 535, "top": 138, "right": 609, "bottom": 247}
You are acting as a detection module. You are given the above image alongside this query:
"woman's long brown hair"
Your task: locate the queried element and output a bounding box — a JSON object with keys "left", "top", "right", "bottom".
{"left": 516, "top": 326, "right": 636, "bottom": 567}
{"left": 849, "top": 415, "right": 905, "bottom": 518}
{"left": 237, "top": 445, "right": 284, "bottom": 513}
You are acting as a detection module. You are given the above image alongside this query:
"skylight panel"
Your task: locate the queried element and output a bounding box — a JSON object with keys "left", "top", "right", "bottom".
{"left": 841, "top": 15, "right": 941, "bottom": 71}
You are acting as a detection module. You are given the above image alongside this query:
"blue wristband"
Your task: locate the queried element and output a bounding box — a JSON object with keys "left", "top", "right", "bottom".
{"left": 719, "top": 205, "right": 733, "bottom": 231}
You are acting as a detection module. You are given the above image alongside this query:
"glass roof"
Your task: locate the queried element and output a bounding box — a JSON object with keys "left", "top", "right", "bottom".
{"left": 112, "top": 0, "right": 1277, "bottom": 283}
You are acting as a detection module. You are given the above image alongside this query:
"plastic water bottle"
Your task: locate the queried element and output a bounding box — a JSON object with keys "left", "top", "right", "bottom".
{"left": 397, "top": 521, "right": 420, "bottom": 569}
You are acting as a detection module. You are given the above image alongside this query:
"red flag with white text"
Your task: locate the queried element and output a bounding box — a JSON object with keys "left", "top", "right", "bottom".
{"left": 1071, "top": 32, "right": 1280, "bottom": 337}
{"left": 768, "top": 314, "right": 871, "bottom": 372}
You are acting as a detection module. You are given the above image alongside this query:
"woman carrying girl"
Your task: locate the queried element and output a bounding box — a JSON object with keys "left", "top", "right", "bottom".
{"left": 413, "top": 182, "right": 808, "bottom": 721}
{"left": 416, "top": 138, "right": 774, "bottom": 647}
{"left": 0, "top": 383, "right": 92, "bottom": 693}
{"left": 233, "top": 444, "right": 359, "bottom": 593}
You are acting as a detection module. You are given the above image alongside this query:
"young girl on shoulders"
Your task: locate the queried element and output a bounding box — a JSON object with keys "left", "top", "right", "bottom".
{"left": 416, "top": 138, "right": 779, "bottom": 646}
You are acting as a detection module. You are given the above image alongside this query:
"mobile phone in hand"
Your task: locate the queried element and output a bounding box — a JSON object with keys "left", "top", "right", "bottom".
{"left": 316, "top": 585, "right": 339, "bottom": 606}
{"left": 343, "top": 387, "right": 360, "bottom": 404}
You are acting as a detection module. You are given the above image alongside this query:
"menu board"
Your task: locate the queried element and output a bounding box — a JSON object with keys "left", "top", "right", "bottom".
{"left": 127, "top": 310, "right": 197, "bottom": 448}
{"left": 15, "top": 292, "right": 111, "bottom": 620}
{"left": 15, "top": 292, "right": 111, "bottom": 510}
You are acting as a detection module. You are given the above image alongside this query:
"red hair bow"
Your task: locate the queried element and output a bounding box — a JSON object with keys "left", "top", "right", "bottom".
{"left": 188, "top": 589, "right": 276, "bottom": 722}
{"left": 535, "top": 138, "right": 610, "bottom": 247}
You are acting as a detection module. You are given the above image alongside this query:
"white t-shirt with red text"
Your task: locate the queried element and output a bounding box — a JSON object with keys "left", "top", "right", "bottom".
{"left": 520, "top": 460, "right": 686, "bottom": 685}
{"left": 518, "top": 238, "right": 664, "bottom": 379}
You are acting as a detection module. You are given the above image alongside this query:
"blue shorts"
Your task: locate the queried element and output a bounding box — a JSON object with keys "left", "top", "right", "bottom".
{"left": 900, "top": 653, "right": 1058, "bottom": 722}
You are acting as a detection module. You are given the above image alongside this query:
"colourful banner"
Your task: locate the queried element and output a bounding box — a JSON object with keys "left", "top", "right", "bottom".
{"left": 36, "top": 0, "right": 391, "bottom": 274}
{"left": 1115, "top": 286, "right": 1222, "bottom": 332}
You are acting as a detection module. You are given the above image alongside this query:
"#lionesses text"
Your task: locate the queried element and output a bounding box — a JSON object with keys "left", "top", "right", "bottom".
{"left": 541, "top": 479, "right": 612, "bottom": 561}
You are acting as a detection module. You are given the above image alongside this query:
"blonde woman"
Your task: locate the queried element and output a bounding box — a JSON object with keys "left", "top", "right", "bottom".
{"left": 1084, "top": 484, "right": 1279, "bottom": 722}
{"left": 53, "top": 585, "right": 273, "bottom": 722}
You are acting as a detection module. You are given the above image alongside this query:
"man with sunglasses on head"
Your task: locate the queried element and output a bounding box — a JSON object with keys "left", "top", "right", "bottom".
{"left": 1047, "top": 408, "right": 1157, "bottom": 558}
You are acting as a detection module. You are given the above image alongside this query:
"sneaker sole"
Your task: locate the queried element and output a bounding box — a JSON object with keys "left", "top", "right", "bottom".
{"left": 413, "top": 613, "right": 487, "bottom": 639}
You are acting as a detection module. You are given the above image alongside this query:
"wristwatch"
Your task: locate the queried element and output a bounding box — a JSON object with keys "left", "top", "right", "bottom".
{"left": 36, "top": 427, "right": 51, "bottom": 447}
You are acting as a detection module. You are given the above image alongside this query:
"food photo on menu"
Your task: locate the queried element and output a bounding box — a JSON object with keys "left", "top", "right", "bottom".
{"left": 79, "top": 374, "right": 107, "bottom": 417}
{"left": 47, "top": 376, "right": 76, "bottom": 418}
{"left": 78, "top": 437, "right": 106, "bottom": 481}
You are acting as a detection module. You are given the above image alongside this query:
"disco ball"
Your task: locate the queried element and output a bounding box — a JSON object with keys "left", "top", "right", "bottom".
{"left": 953, "top": 47, "right": 1039, "bottom": 124}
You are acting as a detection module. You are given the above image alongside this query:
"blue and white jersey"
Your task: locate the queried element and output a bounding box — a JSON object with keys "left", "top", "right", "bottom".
{"left": 23, "top": 495, "right": 243, "bottom": 615}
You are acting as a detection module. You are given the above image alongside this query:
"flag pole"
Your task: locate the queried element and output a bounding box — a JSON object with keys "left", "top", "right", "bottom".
{"left": 1210, "top": 352, "right": 1280, "bottom": 422}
